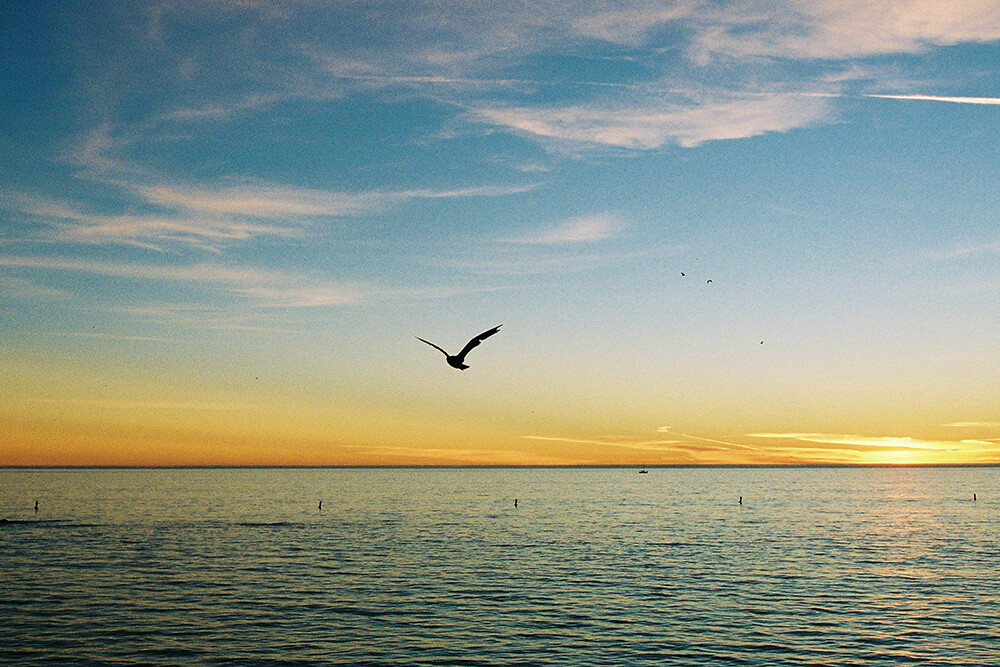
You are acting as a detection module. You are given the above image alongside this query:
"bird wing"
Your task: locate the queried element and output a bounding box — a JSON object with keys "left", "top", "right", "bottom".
{"left": 416, "top": 337, "right": 449, "bottom": 357}
{"left": 455, "top": 324, "right": 502, "bottom": 361}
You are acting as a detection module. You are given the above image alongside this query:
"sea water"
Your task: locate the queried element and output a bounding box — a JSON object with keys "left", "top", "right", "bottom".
{"left": 1, "top": 466, "right": 997, "bottom": 665}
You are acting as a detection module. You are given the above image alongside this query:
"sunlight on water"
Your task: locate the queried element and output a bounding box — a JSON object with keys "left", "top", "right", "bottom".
{"left": 1, "top": 467, "right": 997, "bottom": 664}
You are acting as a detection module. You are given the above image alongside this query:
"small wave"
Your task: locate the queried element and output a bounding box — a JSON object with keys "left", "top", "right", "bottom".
{"left": 0, "top": 518, "right": 102, "bottom": 528}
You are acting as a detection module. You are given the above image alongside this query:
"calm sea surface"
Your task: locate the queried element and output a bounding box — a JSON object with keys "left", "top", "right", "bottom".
{"left": 1, "top": 466, "right": 997, "bottom": 665}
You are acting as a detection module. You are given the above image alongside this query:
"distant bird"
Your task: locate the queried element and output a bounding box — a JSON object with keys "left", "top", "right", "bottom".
{"left": 707, "top": 279, "right": 713, "bottom": 284}
{"left": 681, "top": 272, "right": 685, "bottom": 276}
{"left": 417, "top": 325, "right": 502, "bottom": 370}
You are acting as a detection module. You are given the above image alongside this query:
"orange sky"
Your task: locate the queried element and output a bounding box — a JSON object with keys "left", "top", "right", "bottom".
{"left": 3, "top": 2, "right": 1000, "bottom": 467}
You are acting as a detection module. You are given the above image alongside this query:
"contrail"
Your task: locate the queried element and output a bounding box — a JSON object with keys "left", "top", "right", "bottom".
{"left": 659, "top": 427, "right": 762, "bottom": 451}
{"left": 329, "top": 75, "right": 1000, "bottom": 107}
{"left": 330, "top": 72, "right": 679, "bottom": 92}
{"left": 863, "top": 93, "right": 1000, "bottom": 105}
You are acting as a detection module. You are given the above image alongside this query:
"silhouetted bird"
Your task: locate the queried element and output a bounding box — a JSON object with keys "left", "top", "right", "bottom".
{"left": 707, "top": 279, "right": 712, "bottom": 284}
{"left": 417, "top": 325, "right": 502, "bottom": 370}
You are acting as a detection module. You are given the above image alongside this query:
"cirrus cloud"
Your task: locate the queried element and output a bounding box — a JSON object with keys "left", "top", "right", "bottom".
{"left": 473, "top": 93, "right": 834, "bottom": 149}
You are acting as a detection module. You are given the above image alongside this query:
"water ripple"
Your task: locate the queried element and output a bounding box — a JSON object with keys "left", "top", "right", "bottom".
{"left": 2, "top": 467, "right": 998, "bottom": 664}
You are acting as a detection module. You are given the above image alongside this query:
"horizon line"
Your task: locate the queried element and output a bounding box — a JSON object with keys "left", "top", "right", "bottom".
{"left": 3, "top": 463, "right": 999, "bottom": 470}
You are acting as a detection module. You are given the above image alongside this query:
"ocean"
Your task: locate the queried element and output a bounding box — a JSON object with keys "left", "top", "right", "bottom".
{"left": 1, "top": 466, "right": 997, "bottom": 665}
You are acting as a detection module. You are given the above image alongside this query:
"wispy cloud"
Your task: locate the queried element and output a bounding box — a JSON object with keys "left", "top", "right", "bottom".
{"left": 295, "top": 1, "right": 1000, "bottom": 153}
{"left": 521, "top": 428, "right": 764, "bottom": 459}
{"left": 943, "top": 421, "right": 1000, "bottom": 428}
{"left": 520, "top": 435, "right": 688, "bottom": 452}
{"left": 474, "top": 93, "right": 833, "bottom": 149}
{"left": 7, "top": 187, "right": 310, "bottom": 253}
{"left": 237, "top": 284, "right": 364, "bottom": 308}
{"left": 504, "top": 213, "right": 623, "bottom": 244}
{"left": 134, "top": 182, "right": 386, "bottom": 218}
{"left": 0, "top": 255, "right": 366, "bottom": 308}
{"left": 746, "top": 432, "right": 989, "bottom": 452}
{"left": 24, "top": 398, "right": 248, "bottom": 411}
{"left": 0, "top": 275, "right": 71, "bottom": 300}
{"left": 7, "top": 174, "right": 536, "bottom": 252}
{"left": 733, "top": 431, "right": 1000, "bottom": 464}
{"left": 664, "top": 428, "right": 763, "bottom": 451}
{"left": 921, "top": 239, "right": 1000, "bottom": 262}
{"left": 0, "top": 253, "right": 507, "bottom": 310}
{"left": 41, "top": 332, "right": 175, "bottom": 342}
{"left": 340, "top": 442, "right": 574, "bottom": 466}
{"left": 111, "top": 302, "right": 326, "bottom": 334}
{"left": 440, "top": 244, "right": 675, "bottom": 276}
{"left": 81, "top": 1, "right": 1000, "bottom": 165}
{"left": 0, "top": 255, "right": 272, "bottom": 284}
{"left": 688, "top": 0, "right": 1000, "bottom": 62}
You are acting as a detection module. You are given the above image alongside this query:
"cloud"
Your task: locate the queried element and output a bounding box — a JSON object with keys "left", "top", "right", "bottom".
{"left": 520, "top": 434, "right": 745, "bottom": 462}
{"left": 0, "top": 275, "right": 71, "bottom": 300}
{"left": 134, "top": 182, "right": 386, "bottom": 218}
{"left": 7, "top": 171, "right": 535, "bottom": 252}
{"left": 0, "top": 255, "right": 271, "bottom": 284}
{"left": 296, "top": 1, "right": 1000, "bottom": 70}
{"left": 689, "top": 0, "right": 1000, "bottom": 63}
{"left": 42, "top": 332, "right": 175, "bottom": 342}
{"left": 505, "top": 213, "right": 623, "bottom": 244}
{"left": 746, "top": 432, "right": 983, "bottom": 451}
{"left": 737, "top": 431, "right": 1000, "bottom": 464}
{"left": 571, "top": 2, "right": 699, "bottom": 44}
{"left": 398, "top": 184, "right": 538, "bottom": 199}
{"left": 925, "top": 239, "right": 1000, "bottom": 261}
{"left": 521, "top": 429, "right": 764, "bottom": 454}
{"left": 943, "top": 421, "right": 1000, "bottom": 428}
{"left": 24, "top": 398, "right": 248, "bottom": 411}
{"left": 237, "top": 284, "right": 364, "bottom": 308}
{"left": 341, "top": 442, "right": 574, "bottom": 466}
{"left": 439, "top": 244, "right": 674, "bottom": 276}
{"left": 110, "top": 302, "right": 327, "bottom": 334}
{"left": 82, "top": 2, "right": 1000, "bottom": 164}
{"left": 474, "top": 93, "right": 833, "bottom": 149}
{"left": 0, "top": 253, "right": 499, "bottom": 309}
{"left": 0, "top": 255, "right": 366, "bottom": 308}
{"left": 520, "top": 435, "right": 688, "bottom": 451}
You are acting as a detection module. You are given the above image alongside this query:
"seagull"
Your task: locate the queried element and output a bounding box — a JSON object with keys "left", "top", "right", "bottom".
{"left": 416, "top": 325, "right": 502, "bottom": 370}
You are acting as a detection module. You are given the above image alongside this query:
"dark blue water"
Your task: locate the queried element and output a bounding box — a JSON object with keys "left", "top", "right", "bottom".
{"left": 2, "top": 467, "right": 997, "bottom": 665}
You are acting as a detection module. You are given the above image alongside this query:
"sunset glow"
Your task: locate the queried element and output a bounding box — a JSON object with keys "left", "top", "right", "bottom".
{"left": 2, "top": 1, "right": 999, "bottom": 466}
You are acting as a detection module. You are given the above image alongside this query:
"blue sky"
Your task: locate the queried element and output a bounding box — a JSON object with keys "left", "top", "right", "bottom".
{"left": 2, "top": 1, "right": 1000, "bottom": 465}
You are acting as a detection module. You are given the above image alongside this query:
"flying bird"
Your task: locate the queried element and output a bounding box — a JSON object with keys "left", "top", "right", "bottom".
{"left": 417, "top": 325, "right": 502, "bottom": 370}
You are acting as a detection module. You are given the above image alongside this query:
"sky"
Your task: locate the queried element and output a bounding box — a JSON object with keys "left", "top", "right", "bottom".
{"left": 2, "top": 0, "right": 1000, "bottom": 466}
